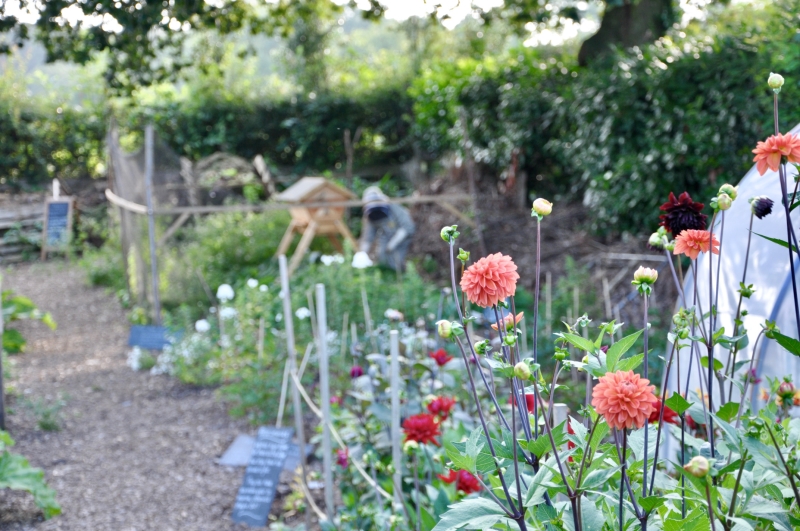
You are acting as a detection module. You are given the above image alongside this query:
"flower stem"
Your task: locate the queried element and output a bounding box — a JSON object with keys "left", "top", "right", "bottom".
{"left": 619, "top": 430, "right": 628, "bottom": 531}
{"left": 725, "top": 212, "right": 754, "bottom": 400}
{"left": 413, "top": 454, "right": 421, "bottom": 531}
{"left": 705, "top": 482, "right": 717, "bottom": 531}
{"left": 765, "top": 422, "right": 800, "bottom": 507}
{"left": 680, "top": 415, "right": 686, "bottom": 519}
{"left": 650, "top": 340, "right": 678, "bottom": 496}
{"left": 726, "top": 451, "right": 747, "bottom": 527}
{"left": 706, "top": 216, "right": 716, "bottom": 461}
{"left": 532, "top": 217, "right": 542, "bottom": 438}
{"left": 642, "top": 293, "right": 650, "bottom": 531}
{"left": 774, "top": 93, "right": 800, "bottom": 336}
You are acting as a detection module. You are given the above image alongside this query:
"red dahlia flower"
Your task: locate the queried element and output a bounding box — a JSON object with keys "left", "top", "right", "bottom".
{"left": 659, "top": 192, "right": 707, "bottom": 235}
{"left": 403, "top": 413, "right": 441, "bottom": 446}
{"left": 438, "top": 469, "right": 481, "bottom": 494}
{"left": 336, "top": 448, "right": 349, "bottom": 468}
{"left": 350, "top": 365, "right": 365, "bottom": 378}
{"left": 648, "top": 398, "right": 679, "bottom": 425}
{"left": 429, "top": 349, "right": 454, "bottom": 367}
{"left": 427, "top": 396, "right": 456, "bottom": 420}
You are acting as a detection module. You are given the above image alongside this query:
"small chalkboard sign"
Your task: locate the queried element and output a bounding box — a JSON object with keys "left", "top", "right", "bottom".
{"left": 41, "top": 197, "right": 74, "bottom": 260}
{"left": 232, "top": 426, "right": 294, "bottom": 527}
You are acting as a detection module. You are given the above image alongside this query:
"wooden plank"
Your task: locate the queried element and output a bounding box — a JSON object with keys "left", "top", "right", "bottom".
{"left": 105, "top": 188, "right": 472, "bottom": 216}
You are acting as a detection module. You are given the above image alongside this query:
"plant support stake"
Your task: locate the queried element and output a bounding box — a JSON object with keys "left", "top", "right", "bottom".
{"left": 315, "top": 284, "right": 335, "bottom": 521}
{"left": 143, "top": 124, "right": 163, "bottom": 325}
{"left": 390, "top": 330, "right": 403, "bottom": 507}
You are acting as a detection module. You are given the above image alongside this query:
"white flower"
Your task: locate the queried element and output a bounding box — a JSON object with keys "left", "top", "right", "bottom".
{"left": 295, "top": 307, "right": 312, "bottom": 320}
{"left": 321, "top": 254, "right": 345, "bottom": 266}
{"left": 127, "top": 347, "right": 143, "bottom": 371}
{"left": 351, "top": 251, "right": 373, "bottom": 269}
{"left": 220, "top": 307, "right": 238, "bottom": 320}
{"left": 384, "top": 308, "right": 404, "bottom": 321}
{"left": 216, "top": 284, "right": 234, "bottom": 302}
{"left": 247, "top": 278, "right": 258, "bottom": 289}
{"left": 195, "top": 319, "right": 211, "bottom": 333}
{"left": 259, "top": 284, "right": 268, "bottom": 292}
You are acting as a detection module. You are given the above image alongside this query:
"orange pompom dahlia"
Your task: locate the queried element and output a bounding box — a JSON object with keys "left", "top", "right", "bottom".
{"left": 673, "top": 229, "right": 720, "bottom": 260}
{"left": 752, "top": 133, "right": 800, "bottom": 175}
{"left": 460, "top": 253, "right": 519, "bottom": 308}
{"left": 592, "top": 370, "right": 658, "bottom": 430}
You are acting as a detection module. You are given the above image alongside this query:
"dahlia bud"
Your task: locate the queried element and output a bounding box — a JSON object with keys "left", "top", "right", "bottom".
{"left": 678, "top": 328, "right": 689, "bottom": 340}
{"left": 514, "top": 362, "right": 532, "bottom": 381}
{"left": 719, "top": 184, "right": 738, "bottom": 201}
{"left": 403, "top": 440, "right": 419, "bottom": 454}
{"left": 778, "top": 381, "right": 795, "bottom": 395}
{"left": 440, "top": 225, "right": 460, "bottom": 243}
{"left": 684, "top": 455, "right": 710, "bottom": 478}
{"left": 532, "top": 198, "right": 553, "bottom": 218}
{"left": 437, "top": 320, "right": 452, "bottom": 339}
{"left": 750, "top": 196, "right": 774, "bottom": 219}
{"left": 716, "top": 193, "right": 732, "bottom": 211}
{"left": 553, "top": 349, "right": 567, "bottom": 361}
{"left": 648, "top": 232, "right": 664, "bottom": 249}
{"left": 457, "top": 248, "right": 470, "bottom": 264}
{"left": 474, "top": 339, "right": 490, "bottom": 355}
{"left": 632, "top": 266, "right": 658, "bottom": 285}
{"left": 768, "top": 72, "right": 785, "bottom": 91}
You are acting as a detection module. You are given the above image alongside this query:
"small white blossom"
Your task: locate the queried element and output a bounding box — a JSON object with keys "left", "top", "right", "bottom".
{"left": 216, "top": 284, "right": 234, "bottom": 302}
{"left": 351, "top": 251, "right": 373, "bottom": 269}
{"left": 295, "top": 307, "right": 311, "bottom": 320}
{"left": 195, "top": 319, "right": 211, "bottom": 333}
{"left": 321, "top": 254, "right": 345, "bottom": 266}
{"left": 247, "top": 278, "right": 258, "bottom": 288}
{"left": 384, "top": 308, "right": 404, "bottom": 321}
{"left": 220, "top": 307, "right": 238, "bottom": 320}
{"left": 259, "top": 284, "right": 268, "bottom": 292}
{"left": 127, "top": 347, "right": 143, "bottom": 371}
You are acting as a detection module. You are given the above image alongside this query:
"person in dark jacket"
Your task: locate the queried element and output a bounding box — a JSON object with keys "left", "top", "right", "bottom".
{"left": 354, "top": 186, "right": 415, "bottom": 272}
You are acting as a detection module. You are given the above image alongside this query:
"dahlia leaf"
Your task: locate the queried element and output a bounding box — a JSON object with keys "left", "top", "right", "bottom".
{"left": 431, "top": 498, "right": 512, "bottom": 531}
{"left": 699, "top": 356, "right": 724, "bottom": 372}
{"left": 716, "top": 401, "right": 741, "bottom": 423}
{"left": 556, "top": 333, "right": 595, "bottom": 353}
{"left": 772, "top": 331, "right": 800, "bottom": 357}
{"left": 664, "top": 393, "right": 692, "bottom": 415}
{"left": 752, "top": 232, "right": 798, "bottom": 254}
{"left": 579, "top": 465, "right": 620, "bottom": 491}
{"left": 615, "top": 353, "right": 643, "bottom": 372}
{"left": 605, "top": 329, "right": 643, "bottom": 372}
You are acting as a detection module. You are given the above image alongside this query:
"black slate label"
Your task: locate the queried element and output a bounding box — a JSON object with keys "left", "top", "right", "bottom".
{"left": 231, "top": 427, "right": 294, "bottom": 527}
{"left": 45, "top": 202, "right": 70, "bottom": 247}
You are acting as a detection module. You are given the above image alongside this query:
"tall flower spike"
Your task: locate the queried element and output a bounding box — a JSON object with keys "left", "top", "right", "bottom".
{"left": 659, "top": 192, "right": 707, "bottom": 234}
{"left": 460, "top": 253, "right": 519, "bottom": 308}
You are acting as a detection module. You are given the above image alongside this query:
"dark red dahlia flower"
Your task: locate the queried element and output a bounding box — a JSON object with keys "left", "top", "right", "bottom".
{"left": 402, "top": 413, "right": 441, "bottom": 446}
{"left": 659, "top": 192, "right": 707, "bottom": 234}
{"left": 429, "top": 349, "right": 454, "bottom": 367}
{"left": 427, "top": 396, "right": 457, "bottom": 420}
{"left": 350, "top": 365, "right": 365, "bottom": 378}
{"left": 648, "top": 398, "right": 679, "bottom": 425}
{"left": 438, "top": 469, "right": 481, "bottom": 494}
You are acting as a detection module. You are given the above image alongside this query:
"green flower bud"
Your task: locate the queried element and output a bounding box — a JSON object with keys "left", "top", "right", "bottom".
{"left": 633, "top": 266, "right": 658, "bottom": 285}
{"left": 514, "top": 362, "right": 532, "bottom": 381}
{"left": 683, "top": 455, "right": 710, "bottom": 478}
{"left": 437, "top": 320, "right": 452, "bottom": 339}
{"left": 719, "top": 184, "right": 738, "bottom": 201}
{"left": 768, "top": 72, "right": 785, "bottom": 91}
{"left": 503, "top": 334, "right": 517, "bottom": 347}
{"left": 532, "top": 198, "right": 553, "bottom": 217}
{"left": 553, "top": 349, "right": 567, "bottom": 361}
{"left": 474, "top": 339, "right": 490, "bottom": 355}
{"left": 717, "top": 193, "right": 732, "bottom": 211}
{"left": 457, "top": 248, "right": 470, "bottom": 264}
{"left": 648, "top": 232, "right": 663, "bottom": 249}
{"left": 403, "top": 440, "right": 419, "bottom": 454}
{"left": 678, "top": 328, "right": 689, "bottom": 340}
{"left": 440, "top": 225, "right": 460, "bottom": 244}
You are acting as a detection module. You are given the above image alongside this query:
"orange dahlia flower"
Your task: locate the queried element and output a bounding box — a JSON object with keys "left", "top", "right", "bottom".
{"left": 673, "top": 229, "right": 720, "bottom": 260}
{"left": 752, "top": 133, "right": 800, "bottom": 175}
{"left": 460, "top": 253, "right": 519, "bottom": 308}
{"left": 491, "top": 312, "right": 524, "bottom": 331}
{"left": 591, "top": 370, "right": 658, "bottom": 430}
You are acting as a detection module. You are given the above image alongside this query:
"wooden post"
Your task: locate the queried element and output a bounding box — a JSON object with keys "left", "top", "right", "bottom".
{"left": 390, "top": 330, "right": 402, "bottom": 506}
{"left": 602, "top": 276, "right": 613, "bottom": 320}
{"left": 316, "top": 284, "right": 334, "bottom": 521}
{"left": 278, "top": 256, "right": 310, "bottom": 528}
{"left": 0, "top": 273, "right": 5, "bottom": 431}
{"left": 144, "top": 124, "right": 163, "bottom": 325}
{"left": 276, "top": 360, "right": 290, "bottom": 428}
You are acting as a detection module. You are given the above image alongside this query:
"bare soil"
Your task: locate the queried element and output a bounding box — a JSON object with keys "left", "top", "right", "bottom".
{"left": 0, "top": 261, "right": 296, "bottom": 531}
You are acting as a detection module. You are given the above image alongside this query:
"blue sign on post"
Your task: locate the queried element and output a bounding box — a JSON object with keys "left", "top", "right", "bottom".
{"left": 127, "top": 325, "right": 177, "bottom": 350}
{"left": 232, "top": 427, "right": 294, "bottom": 527}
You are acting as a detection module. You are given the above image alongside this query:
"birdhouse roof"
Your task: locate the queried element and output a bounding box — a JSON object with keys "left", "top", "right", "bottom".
{"left": 276, "top": 177, "right": 356, "bottom": 203}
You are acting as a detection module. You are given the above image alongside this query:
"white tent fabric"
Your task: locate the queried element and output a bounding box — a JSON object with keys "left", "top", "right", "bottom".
{"left": 667, "top": 126, "right": 800, "bottom": 417}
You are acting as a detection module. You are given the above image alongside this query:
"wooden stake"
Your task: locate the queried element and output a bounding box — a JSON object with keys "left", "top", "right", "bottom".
{"left": 0, "top": 273, "right": 5, "bottom": 431}
{"left": 278, "top": 256, "right": 310, "bottom": 528}
{"left": 316, "top": 284, "right": 334, "bottom": 521}
{"left": 602, "top": 276, "right": 613, "bottom": 320}
{"left": 276, "top": 360, "right": 290, "bottom": 428}
{"left": 340, "top": 312, "right": 349, "bottom": 359}
{"left": 390, "top": 330, "right": 403, "bottom": 506}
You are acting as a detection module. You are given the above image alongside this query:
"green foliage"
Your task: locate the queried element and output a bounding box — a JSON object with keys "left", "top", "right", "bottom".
{"left": 2, "top": 290, "right": 57, "bottom": 354}
{"left": 0, "top": 431, "right": 61, "bottom": 519}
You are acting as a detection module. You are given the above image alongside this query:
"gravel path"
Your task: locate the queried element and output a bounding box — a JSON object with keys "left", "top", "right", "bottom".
{"left": 0, "top": 261, "right": 255, "bottom": 530}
